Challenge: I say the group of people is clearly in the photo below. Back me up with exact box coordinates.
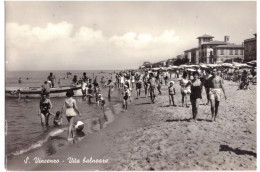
[129,67,228,122]
[39,89,81,141]
[37,66,256,141]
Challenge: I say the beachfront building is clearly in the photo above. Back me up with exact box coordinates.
[184,34,243,64]
[184,49,192,63]
[200,39,229,63]
[184,48,199,64]
[244,33,257,62]
[212,44,244,63]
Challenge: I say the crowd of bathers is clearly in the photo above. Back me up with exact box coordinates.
[37,66,256,140]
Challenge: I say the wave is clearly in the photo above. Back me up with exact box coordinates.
[9,127,66,156]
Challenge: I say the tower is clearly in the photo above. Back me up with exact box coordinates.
[224,36,230,43]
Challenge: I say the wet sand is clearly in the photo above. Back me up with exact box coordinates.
[7,79,256,171]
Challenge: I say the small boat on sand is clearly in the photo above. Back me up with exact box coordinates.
[5,85,83,98]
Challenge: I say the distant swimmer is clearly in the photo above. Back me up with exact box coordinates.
[47,73,56,88]
[209,68,227,122]
[24,96,31,103]
[18,77,22,84]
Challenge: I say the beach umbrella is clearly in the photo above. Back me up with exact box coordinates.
[200,64,208,68]
[247,60,257,67]
[187,68,196,72]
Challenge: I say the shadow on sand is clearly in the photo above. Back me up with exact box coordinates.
[135,102,151,106]
[219,145,256,158]
[165,118,193,122]
[165,118,213,123]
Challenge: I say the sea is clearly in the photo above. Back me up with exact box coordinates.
[5,70,126,160]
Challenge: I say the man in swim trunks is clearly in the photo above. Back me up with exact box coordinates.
[47,73,56,88]
[209,68,227,122]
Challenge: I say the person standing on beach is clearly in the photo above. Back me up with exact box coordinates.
[148,72,156,103]
[180,71,191,107]
[119,74,125,89]
[203,69,212,105]
[209,68,227,122]
[47,73,56,88]
[61,90,81,141]
[186,71,203,121]
[143,71,150,97]
[135,73,142,99]
[39,93,53,126]
[155,72,163,95]
[131,73,135,89]
[122,85,130,111]
[168,81,176,106]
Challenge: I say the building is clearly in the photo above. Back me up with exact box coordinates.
[213,44,244,63]
[244,34,257,62]
[184,48,199,64]
[184,34,244,64]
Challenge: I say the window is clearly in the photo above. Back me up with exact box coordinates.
[229,49,233,55]
[240,50,243,55]
[220,49,224,55]
[235,49,238,55]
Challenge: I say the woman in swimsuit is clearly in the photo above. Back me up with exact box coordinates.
[61,90,81,141]
[180,71,191,107]
[186,71,202,121]
[39,93,53,126]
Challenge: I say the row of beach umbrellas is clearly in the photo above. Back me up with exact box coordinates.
[150,61,256,71]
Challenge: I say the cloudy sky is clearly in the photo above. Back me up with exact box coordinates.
[5,1,256,71]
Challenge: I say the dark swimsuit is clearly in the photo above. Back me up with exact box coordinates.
[190,85,202,100]
[40,100,51,116]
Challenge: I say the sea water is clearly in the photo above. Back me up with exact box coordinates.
[5,70,123,159]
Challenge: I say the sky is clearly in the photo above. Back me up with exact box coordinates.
[5,1,256,71]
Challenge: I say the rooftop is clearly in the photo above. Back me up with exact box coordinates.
[202,40,228,45]
[184,47,199,52]
[214,44,244,48]
[197,34,214,39]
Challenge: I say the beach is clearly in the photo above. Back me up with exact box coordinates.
[6,77,256,171]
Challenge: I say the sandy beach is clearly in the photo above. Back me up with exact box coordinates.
[7,78,256,171]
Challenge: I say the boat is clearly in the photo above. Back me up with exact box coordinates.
[5,85,83,98]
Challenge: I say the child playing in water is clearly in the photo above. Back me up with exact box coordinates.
[53,111,62,127]
[96,93,106,110]
[168,81,176,106]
